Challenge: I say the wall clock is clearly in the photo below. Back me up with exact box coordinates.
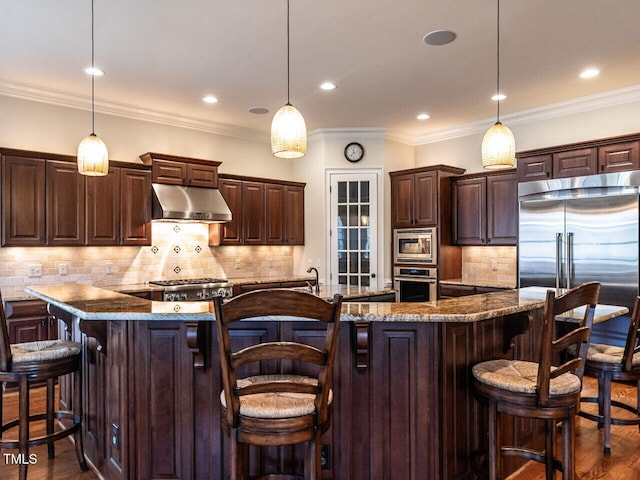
[344,142,365,163]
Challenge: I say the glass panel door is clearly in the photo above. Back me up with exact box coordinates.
[329,173,378,287]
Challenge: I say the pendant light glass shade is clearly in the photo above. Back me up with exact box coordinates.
[78,133,109,175]
[482,0,515,170]
[271,103,307,158]
[271,0,306,159]
[481,121,515,169]
[78,0,108,176]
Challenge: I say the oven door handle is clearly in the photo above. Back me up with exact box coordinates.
[394,276,437,283]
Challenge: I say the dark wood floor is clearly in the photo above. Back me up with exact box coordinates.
[1,378,638,479]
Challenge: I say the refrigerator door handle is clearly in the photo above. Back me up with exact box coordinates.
[566,232,574,289]
[556,233,563,289]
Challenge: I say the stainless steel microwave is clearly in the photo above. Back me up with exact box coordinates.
[393,228,437,264]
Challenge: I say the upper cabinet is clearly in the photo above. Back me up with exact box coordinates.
[452,170,517,246]
[140,152,220,188]
[1,155,46,246]
[215,174,305,246]
[390,165,464,229]
[1,148,151,247]
[517,133,640,183]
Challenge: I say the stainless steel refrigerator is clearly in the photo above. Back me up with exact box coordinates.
[518,172,640,309]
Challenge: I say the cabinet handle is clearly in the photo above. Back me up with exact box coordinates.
[353,322,370,371]
[41,319,47,327]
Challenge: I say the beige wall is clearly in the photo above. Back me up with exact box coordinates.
[416,95,640,174]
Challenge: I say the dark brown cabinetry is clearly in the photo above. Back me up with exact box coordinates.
[141,152,220,188]
[216,174,305,246]
[452,170,517,246]
[47,160,85,246]
[517,133,640,182]
[390,170,438,228]
[1,148,152,247]
[120,167,152,245]
[4,299,57,343]
[265,183,305,245]
[1,155,46,246]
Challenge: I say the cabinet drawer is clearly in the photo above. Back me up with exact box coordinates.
[5,299,48,318]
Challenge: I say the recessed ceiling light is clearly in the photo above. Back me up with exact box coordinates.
[417,113,430,121]
[492,93,507,101]
[202,95,218,104]
[423,30,456,46]
[248,106,269,114]
[320,82,336,91]
[84,67,104,76]
[580,68,600,79]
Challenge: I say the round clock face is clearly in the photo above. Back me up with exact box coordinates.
[344,142,365,162]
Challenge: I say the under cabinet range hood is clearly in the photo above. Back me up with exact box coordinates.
[151,183,232,223]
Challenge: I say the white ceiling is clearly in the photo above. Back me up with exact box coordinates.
[2,0,640,145]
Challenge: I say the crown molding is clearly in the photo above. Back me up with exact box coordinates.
[309,128,388,143]
[413,84,640,146]
[0,78,268,143]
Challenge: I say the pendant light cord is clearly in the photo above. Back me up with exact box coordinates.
[91,0,96,135]
[496,0,501,123]
[286,0,291,105]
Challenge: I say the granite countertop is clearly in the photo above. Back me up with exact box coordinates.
[25,284,628,325]
[439,278,517,289]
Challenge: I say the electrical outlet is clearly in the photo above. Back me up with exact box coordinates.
[58,263,68,275]
[491,260,499,271]
[28,263,42,277]
[235,259,241,269]
[105,262,113,274]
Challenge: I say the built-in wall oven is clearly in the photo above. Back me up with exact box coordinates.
[394,228,436,265]
[393,266,437,302]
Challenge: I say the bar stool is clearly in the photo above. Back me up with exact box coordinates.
[0,291,87,480]
[579,295,640,454]
[213,289,342,480]
[472,281,600,480]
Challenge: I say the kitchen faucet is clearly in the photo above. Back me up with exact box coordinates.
[306,267,320,293]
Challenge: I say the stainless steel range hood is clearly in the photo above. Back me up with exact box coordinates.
[151,183,232,223]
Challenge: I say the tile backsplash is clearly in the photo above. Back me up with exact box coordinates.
[461,246,517,287]
[0,223,294,298]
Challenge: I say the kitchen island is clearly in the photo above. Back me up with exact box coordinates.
[25,284,626,480]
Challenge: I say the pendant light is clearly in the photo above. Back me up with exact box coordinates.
[481,0,515,170]
[77,0,109,176]
[271,0,307,159]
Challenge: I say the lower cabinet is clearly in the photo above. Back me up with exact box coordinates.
[4,299,57,343]
[62,312,542,480]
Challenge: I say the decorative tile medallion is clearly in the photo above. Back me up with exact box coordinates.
[151,246,159,254]
[173,245,181,254]
[173,225,181,233]
[194,245,202,254]
[174,266,181,274]
[174,304,181,312]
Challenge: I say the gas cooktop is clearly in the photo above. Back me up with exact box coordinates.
[148,278,233,301]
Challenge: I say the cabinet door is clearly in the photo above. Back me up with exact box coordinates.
[517,154,551,183]
[120,168,152,246]
[7,317,48,343]
[186,163,218,187]
[86,166,120,245]
[264,183,285,244]
[599,141,639,174]
[242,181,265,245]
[553,147,597,179]
[1,155,46,246]
[219,178,243,245]
[486,172,517,245]
[152,159,187,185]
[47,160,85,246]
[284,185,305,245]
[391,173,415,228]
[453,177,486,245]
[414,170,438,226]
